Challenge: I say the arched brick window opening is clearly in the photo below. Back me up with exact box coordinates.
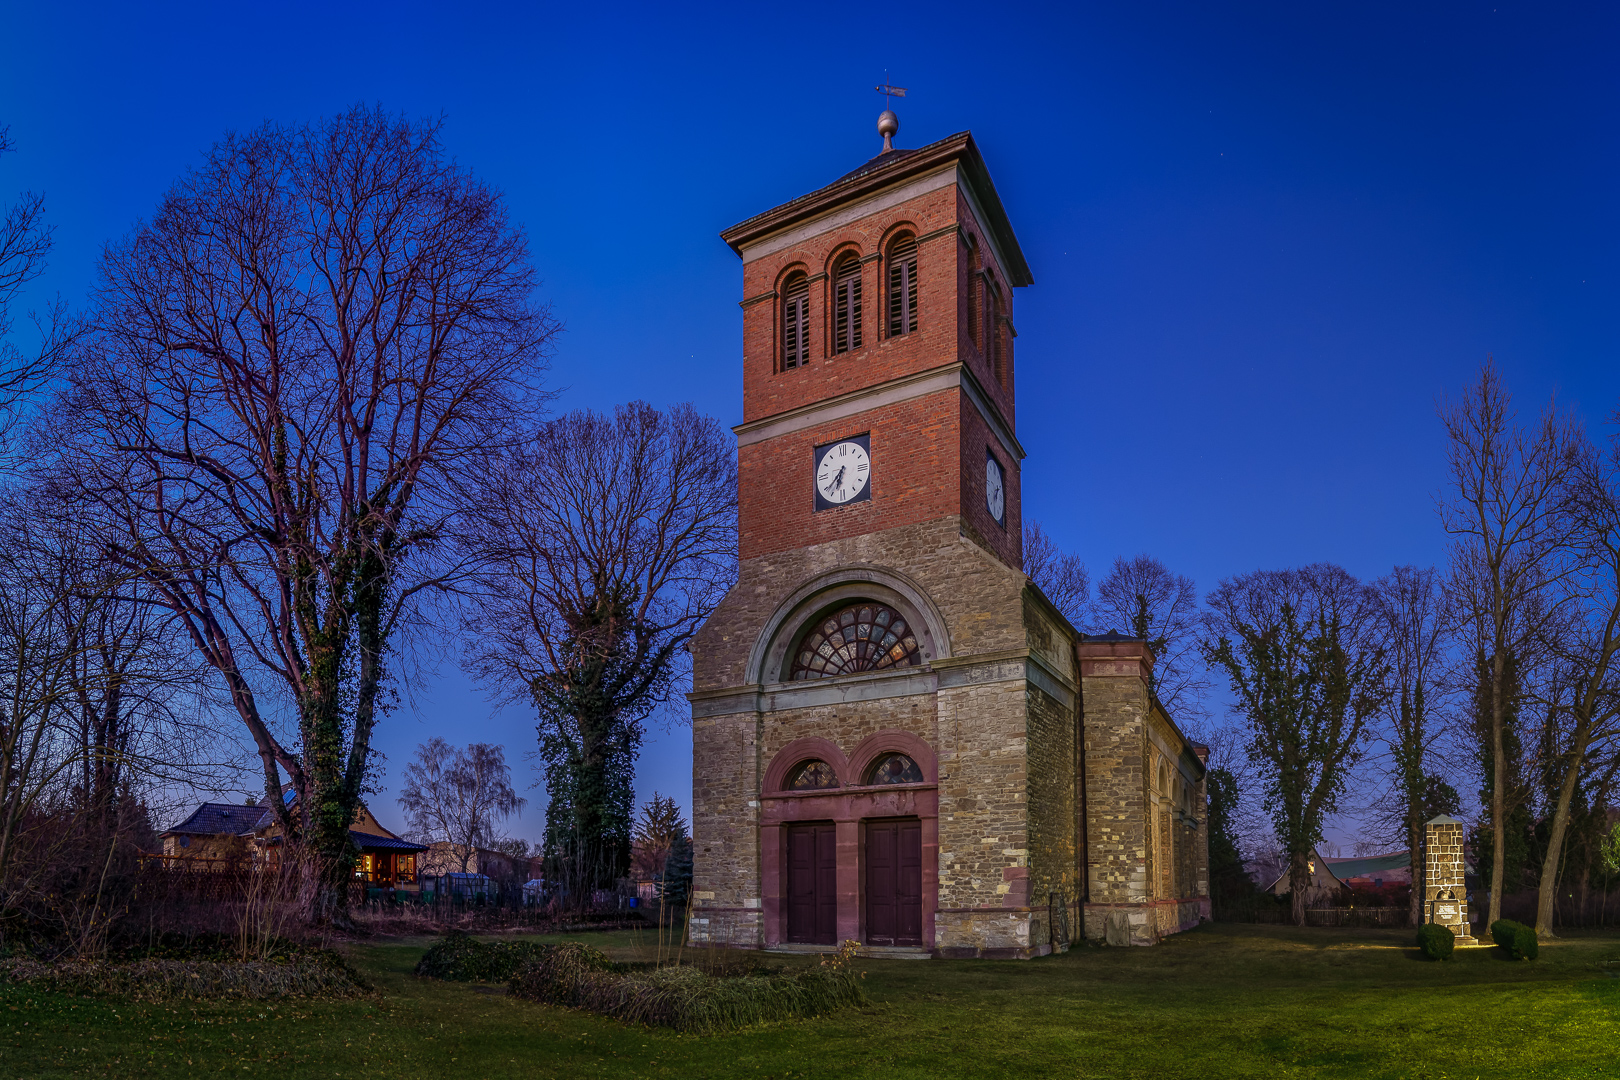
[833,254,862,354]
[790,601,921,680]
[781,272,809,369]
[787,759,840,790]
[867,753,923,785]
[887,234,918,337]
[983,273,1001,384]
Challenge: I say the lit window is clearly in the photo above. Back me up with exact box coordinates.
[790,602,921,680]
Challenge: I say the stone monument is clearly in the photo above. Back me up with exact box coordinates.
[1423,814,1475,943]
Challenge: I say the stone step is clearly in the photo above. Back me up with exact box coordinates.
[764,943,933,960]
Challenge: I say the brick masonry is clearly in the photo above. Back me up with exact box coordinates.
[690,129,1208,957]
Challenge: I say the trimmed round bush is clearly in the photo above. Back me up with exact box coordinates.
[1416,923,1455,960]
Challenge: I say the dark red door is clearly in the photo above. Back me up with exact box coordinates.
[865,818,922,946]
[786,822,838,945]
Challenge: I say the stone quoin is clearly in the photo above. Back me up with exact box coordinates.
[688,112,1211,956]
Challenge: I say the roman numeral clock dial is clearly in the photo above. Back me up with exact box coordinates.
[813,435,872,510]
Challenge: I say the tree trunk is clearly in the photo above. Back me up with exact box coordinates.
[1488,649,1506,927]
[1408,807,1423,929]
[1289,848,1311,927]
[1534,724,1591,937]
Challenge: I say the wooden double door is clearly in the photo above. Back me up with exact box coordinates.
[786,817,923,947]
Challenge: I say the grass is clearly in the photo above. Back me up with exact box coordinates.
[0,922,1616,1078]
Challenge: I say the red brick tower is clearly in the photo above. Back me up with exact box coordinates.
[722,122,1032,570]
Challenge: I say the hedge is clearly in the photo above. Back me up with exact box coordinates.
[413,930,552,982]
[1490,919,1539,960]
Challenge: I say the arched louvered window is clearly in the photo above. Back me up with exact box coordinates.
[782,273,810,370]
[982,275,999,381]
[833,255,862,354]
[887,235,918,337]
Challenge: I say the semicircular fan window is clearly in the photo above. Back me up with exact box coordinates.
[790,601,921,680]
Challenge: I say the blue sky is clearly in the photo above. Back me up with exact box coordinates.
[3,2,1616,843]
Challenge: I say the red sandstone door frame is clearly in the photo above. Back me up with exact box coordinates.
[760,787,938,950]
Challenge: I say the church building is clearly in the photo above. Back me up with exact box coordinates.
[687,110,1211,957]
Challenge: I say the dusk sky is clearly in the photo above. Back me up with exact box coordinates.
[4,2,1616,845]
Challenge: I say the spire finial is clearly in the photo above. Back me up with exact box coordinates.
[874,76,907,153]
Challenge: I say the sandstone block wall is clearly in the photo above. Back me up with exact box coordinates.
[1423,817,1472,940]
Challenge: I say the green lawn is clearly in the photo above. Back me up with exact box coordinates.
[3,923,1617,1079]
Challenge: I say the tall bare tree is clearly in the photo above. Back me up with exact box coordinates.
[1439,361,1578,927]
[1204,564,1391,925]
[1095,555,1209,721]
[397,738,526,873]
[1371,564,1453,927]
[1023,520,1088,626]
[466,401,735,891]
[55,107,556,921]
[0,127,75,463]
[1529,425,1620,935]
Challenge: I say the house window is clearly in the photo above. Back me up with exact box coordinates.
[788,760,840,790]
[790,601,921,680]
[782,273,809,369]
[868,753,924,785]
[833,255,862,353]
[887,235,918,337]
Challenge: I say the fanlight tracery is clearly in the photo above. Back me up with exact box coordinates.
[790,602,921,680]
[787,760,840,790]
[868,753,924,785]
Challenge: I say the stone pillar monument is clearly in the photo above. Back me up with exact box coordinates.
[1423,815,1474,943]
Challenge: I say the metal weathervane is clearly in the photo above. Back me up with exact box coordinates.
[875,75,907,151]
[875,77,908,106]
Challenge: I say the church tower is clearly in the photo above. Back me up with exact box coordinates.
[688,111,1211,956]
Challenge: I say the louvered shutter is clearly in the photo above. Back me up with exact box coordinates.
[888,237,918,337]
[782,275,809,369]
[834,257,862,353]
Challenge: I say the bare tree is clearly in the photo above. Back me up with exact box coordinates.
[397,738,526,874]
[466,401,736,891]
[1023,520,1088,626]
[1370,564,1454,927]
[1527,425,1620,935]
[1204,564,1391,926]
[1439,360,1578,927]
[54,107,557,922]
[1095,555,1209,721]
[0,127,75,463]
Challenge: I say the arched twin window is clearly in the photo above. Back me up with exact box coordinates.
[788,759,839,790]
[887,235,918,337]
[868,753,923,784]
[782,272,809,369]
[790,601,922,680]
[833,255,862,354]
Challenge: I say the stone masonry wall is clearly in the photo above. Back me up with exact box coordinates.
[1079,656,1150,941]
[1423,817,1473,940]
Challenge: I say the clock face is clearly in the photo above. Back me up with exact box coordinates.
[815,439,871,507]
[985,452,1005,524]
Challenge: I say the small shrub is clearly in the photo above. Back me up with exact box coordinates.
[1416,923,1454,960]
[413,930,551,982]
[508,940,865,1034]
[1490,919,1539,960]
[0,951,369,1002]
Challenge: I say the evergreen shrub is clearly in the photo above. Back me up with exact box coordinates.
[1415,923,1454,960]
[1490,919,1539,960]
[413,929,551,982]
